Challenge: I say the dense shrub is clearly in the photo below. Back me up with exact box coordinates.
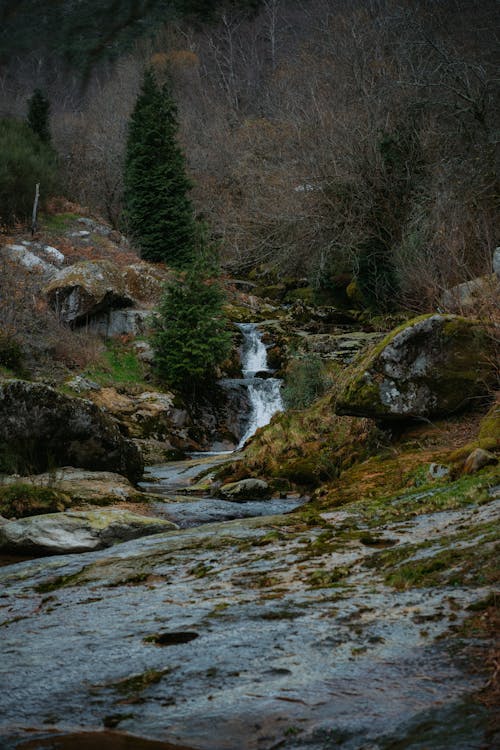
[0,118,58,225]
[151,254,232,393]
[283,356,331,410]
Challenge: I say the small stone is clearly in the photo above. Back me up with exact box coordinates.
[463,448,497,474]
[219,478,271,502]
[43,245,65,264]
[65,375,100,393]
[427,463,450,481]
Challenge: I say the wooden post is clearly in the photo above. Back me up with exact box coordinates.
[31,182,40,236]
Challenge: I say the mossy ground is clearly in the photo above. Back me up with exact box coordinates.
[0,483,72,518]
[83,341,148,388]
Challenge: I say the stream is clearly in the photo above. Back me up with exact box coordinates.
[0,325,497,749]
[138,323,296,528]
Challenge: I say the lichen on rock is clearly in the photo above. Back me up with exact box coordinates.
[336,314,497,420]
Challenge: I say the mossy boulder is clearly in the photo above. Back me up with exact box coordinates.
[219,478,271,502]
[336,314,497,420]
[0,380,143,481]
[45,259,133,325]
[0,468,155,508]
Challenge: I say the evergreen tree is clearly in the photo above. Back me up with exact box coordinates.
[151,246,232,393]
[27,89,51,144]
[123,68,196,267]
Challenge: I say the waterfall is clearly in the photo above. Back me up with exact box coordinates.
[236,323,283,449]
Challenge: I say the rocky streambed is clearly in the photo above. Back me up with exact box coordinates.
[0,461,498,750]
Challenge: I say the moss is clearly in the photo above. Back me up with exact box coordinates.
[84,341,147,387]
[101,668,170,695]
[363,518,499,589]
[277,457,320,487]
[322,459,498,527]
[284,287,315,304]
[0,483,72,518]
[40,212,80,231]
[307,566,350,588]
[336,314,496,419]
[384,541,499,590]
[35,569,86,593]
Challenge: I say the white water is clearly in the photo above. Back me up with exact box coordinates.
[236,323,283,449]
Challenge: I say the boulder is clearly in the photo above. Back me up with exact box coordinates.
[299,331,384,363]
[0,380,143,482]
[45,260,134,325]
[336,315,497,421]
[122,263,173,304]
[4,244,57,277]
[88,308,153,337]
[219,478,271,502]
[0,509,176,555]
[0,468,152,506]
[89,387,189,443]
[463,448,497,475]
[441,274,500,313]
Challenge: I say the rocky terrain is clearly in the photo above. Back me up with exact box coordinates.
[0,211,498,749]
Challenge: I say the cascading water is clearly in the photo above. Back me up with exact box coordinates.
[236,323,283,449]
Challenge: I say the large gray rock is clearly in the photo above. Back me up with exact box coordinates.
[4,244,57,277]
[0,509,176,555]
[0,380,143,482]
[441,274,500,313]
[88,309,153,337]
[220,478,271,502]
[44,260,134,325]
[336,314,497,421]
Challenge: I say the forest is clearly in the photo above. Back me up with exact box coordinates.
[1,0,497,312]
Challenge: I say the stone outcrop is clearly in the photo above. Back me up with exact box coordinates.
[0,468,154,506]
[220,478,271,502]
[298,331,384,363]
[88,309,153,337]
[0,380,143,482]
[441,274,500,314]
[122,263,172,304]
[0,509,176,555]
[45,259,134,325]
[4,243,58,277]
[89,388,189,442]
[336,314,497,420]
[493,247,500,277]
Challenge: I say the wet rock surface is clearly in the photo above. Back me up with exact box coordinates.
[0,508,176,555]
[0,462,497,749]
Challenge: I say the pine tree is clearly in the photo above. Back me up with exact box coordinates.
[151,248,232,393]
[123,68,196,267]
[27,89,51,144]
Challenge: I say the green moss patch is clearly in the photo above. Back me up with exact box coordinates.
[0,483,72,518]
[83,341,147,387]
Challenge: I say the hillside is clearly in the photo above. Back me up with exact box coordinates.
[0,2,499,749]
